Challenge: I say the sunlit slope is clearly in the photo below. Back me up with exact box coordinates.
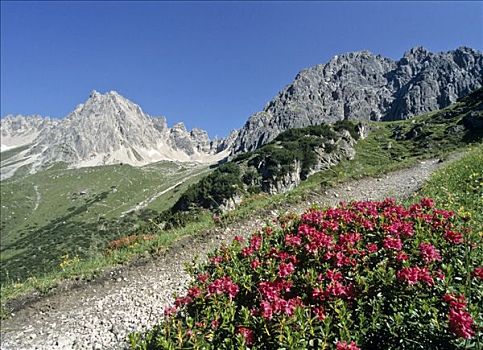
[0,161,210,282]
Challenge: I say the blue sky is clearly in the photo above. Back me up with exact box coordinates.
[1,1,482,138]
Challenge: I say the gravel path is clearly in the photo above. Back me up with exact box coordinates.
[0,159,444,350]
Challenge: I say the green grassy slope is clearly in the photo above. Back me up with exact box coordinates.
[0,161,210,282]
[416,145,482,233]
[296,89,482,192]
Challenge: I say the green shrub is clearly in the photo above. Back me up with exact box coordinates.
[334,120,361,140]
[172,163,243,212]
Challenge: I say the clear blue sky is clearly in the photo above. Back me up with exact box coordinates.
[1,1,482,138]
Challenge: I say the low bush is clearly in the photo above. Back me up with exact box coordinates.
[105,234,156,252]
[130,198,481,349]
[170,163,243,213]
[333,120,362,141]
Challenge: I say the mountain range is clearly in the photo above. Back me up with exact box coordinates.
[1,46,482,180]
[232,46,483,152]
[1,91,237,180]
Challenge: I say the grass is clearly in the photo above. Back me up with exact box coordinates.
[1,91,481,318]
[0,161,211,283]
[411,145,483,234]
[1,211,215,313]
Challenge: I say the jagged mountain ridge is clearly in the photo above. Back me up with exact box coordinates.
[1,91,235,179]
[2,46,482,179]
[232,46,483,153]
[0,115,57,152]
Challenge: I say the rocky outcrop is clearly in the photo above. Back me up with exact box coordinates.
[218,194,243,212]
[214,129,240,153]
[311,130,357,172]
[233,47,483,153]
[260,160,303,195]
[246,126,361,196]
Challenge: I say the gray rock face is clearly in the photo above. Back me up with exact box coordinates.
[261,159,303,195]
[1,91,235,179]
[190,128,211,153]
[257,129,358,196]
[214,129,240,153]
[168,122,197,155]
[233,47,483,153]
[0,115,56,151]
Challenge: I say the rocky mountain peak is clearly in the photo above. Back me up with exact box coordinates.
[89,89,101,99]
[1,91,233,179]
[87,89,137,107]
[171,122,188,132]
[232,46,482,153]
[66,90,147,128]
[403,46,431,60]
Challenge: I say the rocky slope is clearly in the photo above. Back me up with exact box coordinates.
[232,46,483,153]
[0,115,57,152]
[166,121,365,219]
[244,123,365,196]
[0,91,234,179]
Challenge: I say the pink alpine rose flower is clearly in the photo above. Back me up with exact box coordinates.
[260,300,274,320]
[313,306,326,321]
[336,340,361,350]
[448,308,475,339]
[396,251,409,262]
[473,266,483,280]
[211,319,219,329]
[326,269,343,281]
[250,258,261,269]
[197,272,209,283]
[417,267,434,286]
[444,230,463,244]
[443,294,467,310]
[233,235,244,243]
[366,243,378,253]
[207,276,239,299]
[250,235,263,250]
[419,242,441,264]
[209,256,223,265]
[237,326,254,345]
[420,197,435,208]
[397,267,420,285]
[285,233,302,247]
[278,262,295,277]
[187,286,202,298]
[383,236,402,251]
[163,306,177,317]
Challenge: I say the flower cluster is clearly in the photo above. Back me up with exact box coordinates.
[443,293,475,339]
[397,266,434,286]
[336,341,361,350]
[207,276,239,299]
[138,198,480,349]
